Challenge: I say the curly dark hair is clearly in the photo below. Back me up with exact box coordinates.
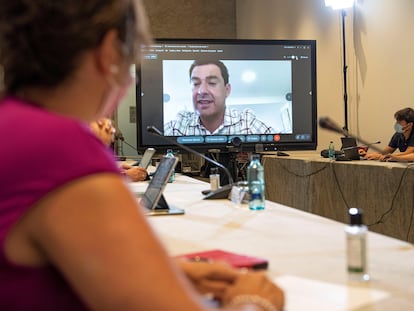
[0,0,151,94]
[394,107,414,123]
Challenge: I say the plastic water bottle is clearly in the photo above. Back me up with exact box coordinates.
[328,141,335,160]
[165,149,175,183]
[345,207,370,282]
[247,154,265,210]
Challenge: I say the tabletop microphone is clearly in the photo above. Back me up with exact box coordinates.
[115,131,124,142]
[115,131,138,151]
[342,141,381,151]
[318,117,347,135]
[147,125,234,200]
[319,116,383,153]
[361,140,381,147]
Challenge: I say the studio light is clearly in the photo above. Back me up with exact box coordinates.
[325,0,354,10]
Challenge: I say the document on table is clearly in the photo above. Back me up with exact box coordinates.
[274,275,390,311]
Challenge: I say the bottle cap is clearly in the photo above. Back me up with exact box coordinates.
[211,167,219,174]
[349,207,364,225]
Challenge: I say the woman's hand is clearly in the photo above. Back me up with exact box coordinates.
[176,258,284,310]
[120,164,148,182]
[222,271,285,311]
[176,259,239,300]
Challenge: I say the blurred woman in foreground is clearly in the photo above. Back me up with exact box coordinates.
[0,1,284,310]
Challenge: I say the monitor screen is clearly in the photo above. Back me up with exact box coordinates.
[136,38,317,153]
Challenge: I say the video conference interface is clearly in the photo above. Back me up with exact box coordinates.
[137,40,316,150]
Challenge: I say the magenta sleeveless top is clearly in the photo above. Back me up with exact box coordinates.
[0,97,120,310]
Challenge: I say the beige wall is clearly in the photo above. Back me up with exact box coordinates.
[353,0,414,148]
[237,0,414,151]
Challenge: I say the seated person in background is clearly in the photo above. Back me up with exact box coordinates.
[364,107,414,161]
[0,1,284,310]
[90,118,148,182]
[89,117,116,147]
[164,59,275,136]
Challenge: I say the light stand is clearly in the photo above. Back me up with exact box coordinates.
[325,0,355,136]
[341,9,349,136]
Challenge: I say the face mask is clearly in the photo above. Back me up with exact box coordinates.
[394,123,404,133]
[99,72,133,118]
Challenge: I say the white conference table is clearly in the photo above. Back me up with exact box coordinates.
[128,174,414,311]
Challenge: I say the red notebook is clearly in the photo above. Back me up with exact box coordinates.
[176,249,268,270]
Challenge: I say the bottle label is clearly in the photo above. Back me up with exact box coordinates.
[347,236,366,271]
[251,192,262,200]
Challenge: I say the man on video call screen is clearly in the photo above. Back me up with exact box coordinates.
[163,59,293,136]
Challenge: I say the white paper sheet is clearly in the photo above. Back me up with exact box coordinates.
[274,275,390,311]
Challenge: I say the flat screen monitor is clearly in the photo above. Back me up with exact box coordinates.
[136,38,317,153]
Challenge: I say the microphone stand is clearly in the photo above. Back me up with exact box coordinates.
[147,126,234,200]
[341,141,381,151]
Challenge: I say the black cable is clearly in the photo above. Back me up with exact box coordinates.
[331,161,414,242]
[330,162,350,209]
[120,139,137,151]
[276,161,328,178]
[367,163,414,228]
[406,189,414,241]
[275,158,414,241]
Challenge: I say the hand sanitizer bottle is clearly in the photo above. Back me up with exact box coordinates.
[345,207,370,281]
